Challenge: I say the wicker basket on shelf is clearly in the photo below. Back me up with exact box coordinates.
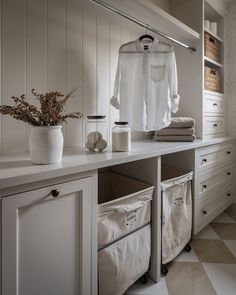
[204,32,221,63]
[204,66,221,93]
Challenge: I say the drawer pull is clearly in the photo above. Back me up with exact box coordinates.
[227,151,231,155]
[213,103,218,107]
[202,210,207,215]
[227,172,231,176]
[227,193,231,197]
[201,159,207,165]
[51,190,60,198]
[202,184,207,190]
[213,124,218,128]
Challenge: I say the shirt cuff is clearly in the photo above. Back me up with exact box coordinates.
[171,94,180,113]
[110,96,120,110]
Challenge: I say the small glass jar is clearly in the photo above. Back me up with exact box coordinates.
[85,116,108,152]
[112,122,131,152]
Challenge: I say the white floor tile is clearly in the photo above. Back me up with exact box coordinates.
[203,263,236,295]
[126,278,169,295]
[194,225,220,240]
[223,240,236,257]
[174,248,199,262]
[212,212,235,224]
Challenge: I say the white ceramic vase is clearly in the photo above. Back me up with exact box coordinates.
[29,126,64,164]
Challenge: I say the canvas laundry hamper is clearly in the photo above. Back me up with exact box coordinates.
[98,171,154,295]
[161,165,193,265]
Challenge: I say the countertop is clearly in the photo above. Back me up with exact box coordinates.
[0,137,235,190]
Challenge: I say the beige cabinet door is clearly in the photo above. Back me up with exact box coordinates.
[2,177,94,295]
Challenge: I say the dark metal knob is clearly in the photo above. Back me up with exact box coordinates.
[202,210,207,215]
[227,151,231,155]
[202,184,207,189]
[227,172,231,176]
[51,190,60,198]
[227,193,231,197]
[213,124,218,128]
[202,159,207,164]
[213,103,217,107]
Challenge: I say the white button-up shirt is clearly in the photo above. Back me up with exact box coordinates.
[110,38,180,131]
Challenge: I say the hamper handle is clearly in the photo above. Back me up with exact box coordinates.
[209,37,215,44]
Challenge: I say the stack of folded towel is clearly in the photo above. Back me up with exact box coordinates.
[153,117,196,142]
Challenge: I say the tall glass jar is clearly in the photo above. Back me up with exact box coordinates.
[85,116,108,152]
[112,122,131,152]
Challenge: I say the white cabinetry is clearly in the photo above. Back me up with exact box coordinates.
[2,177,96,295]
[194,142,234,233]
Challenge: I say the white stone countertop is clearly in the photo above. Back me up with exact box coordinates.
[0,137,235,190]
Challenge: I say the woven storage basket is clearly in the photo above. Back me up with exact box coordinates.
[204,66,221,93]
[204,32,221,62]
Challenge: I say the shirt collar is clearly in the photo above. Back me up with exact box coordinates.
[135,38,159,52]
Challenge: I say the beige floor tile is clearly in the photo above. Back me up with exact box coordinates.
[203,263,236,295]
[211,223,236,240]
[225,204,236,222]
[165,262,216,295]
[194,225,219,240]
[192,239,236,264]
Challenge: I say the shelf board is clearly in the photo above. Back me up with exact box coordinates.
[204,27,223,43]
[204,89,224,97]
[204,56,223,68]
[104,0,200,44]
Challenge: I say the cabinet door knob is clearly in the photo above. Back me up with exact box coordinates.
[51,190,60,198]
[202,159,207,164]
[213,103,217,107]
[227,193,231,197]
[227,151,231,155]
[227,172,231,176]
[213,124,218,128]
[202,210,207,215]
[202,184,207,190]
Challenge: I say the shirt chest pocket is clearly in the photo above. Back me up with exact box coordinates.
[150,65,166,83]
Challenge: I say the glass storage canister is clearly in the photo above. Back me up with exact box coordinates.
[85,116,108,152]
[112,122,131,152]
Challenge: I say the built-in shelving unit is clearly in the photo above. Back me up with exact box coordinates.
[203,0,225,139]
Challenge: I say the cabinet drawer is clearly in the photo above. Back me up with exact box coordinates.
[204,116,225,135]
[196,142,234,173]
[205,94,224,115]
[195,164,234,201]
[194,184,233,234]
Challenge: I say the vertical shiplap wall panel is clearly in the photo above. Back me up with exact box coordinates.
[1,0,27,153]
[82,9,97,145]
[26,0,47,149]
[65,0,83,147]
[97,17,110,143]
[109,24,121,143]
[47,0,67,93]
[47,0,67,138]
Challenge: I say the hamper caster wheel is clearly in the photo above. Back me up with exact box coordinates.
[184,243,192,252]
[140,273,148,284]
[161,264,168,276]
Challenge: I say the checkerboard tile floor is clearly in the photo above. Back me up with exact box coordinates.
[126,204,236,295]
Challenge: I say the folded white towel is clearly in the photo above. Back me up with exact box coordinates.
[168,117,195,128]
[155,128,195,136]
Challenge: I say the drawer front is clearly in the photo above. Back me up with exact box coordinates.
[196,142,234,173]
[205,94,224,115]
[195,164,234,201]
[204,116,225,135]
[194,184,233,234]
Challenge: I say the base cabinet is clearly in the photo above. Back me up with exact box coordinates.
[2,177,96,295]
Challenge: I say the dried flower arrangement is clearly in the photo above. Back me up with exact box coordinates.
[0,89,82,126]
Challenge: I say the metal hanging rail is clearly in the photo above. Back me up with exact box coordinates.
[90,0,196,53]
